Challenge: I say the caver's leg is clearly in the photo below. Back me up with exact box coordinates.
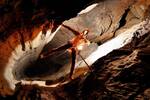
[40,42,72,59]
[62,24,80,36]
[69,48,76,79]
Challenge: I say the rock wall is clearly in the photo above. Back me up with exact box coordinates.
[0,0,150,99]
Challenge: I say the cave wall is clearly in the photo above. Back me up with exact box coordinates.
[0,0,150,99]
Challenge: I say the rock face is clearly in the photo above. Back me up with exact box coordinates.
[0,0,95,96]
[0,0,150,99]
[8,22,150,100]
